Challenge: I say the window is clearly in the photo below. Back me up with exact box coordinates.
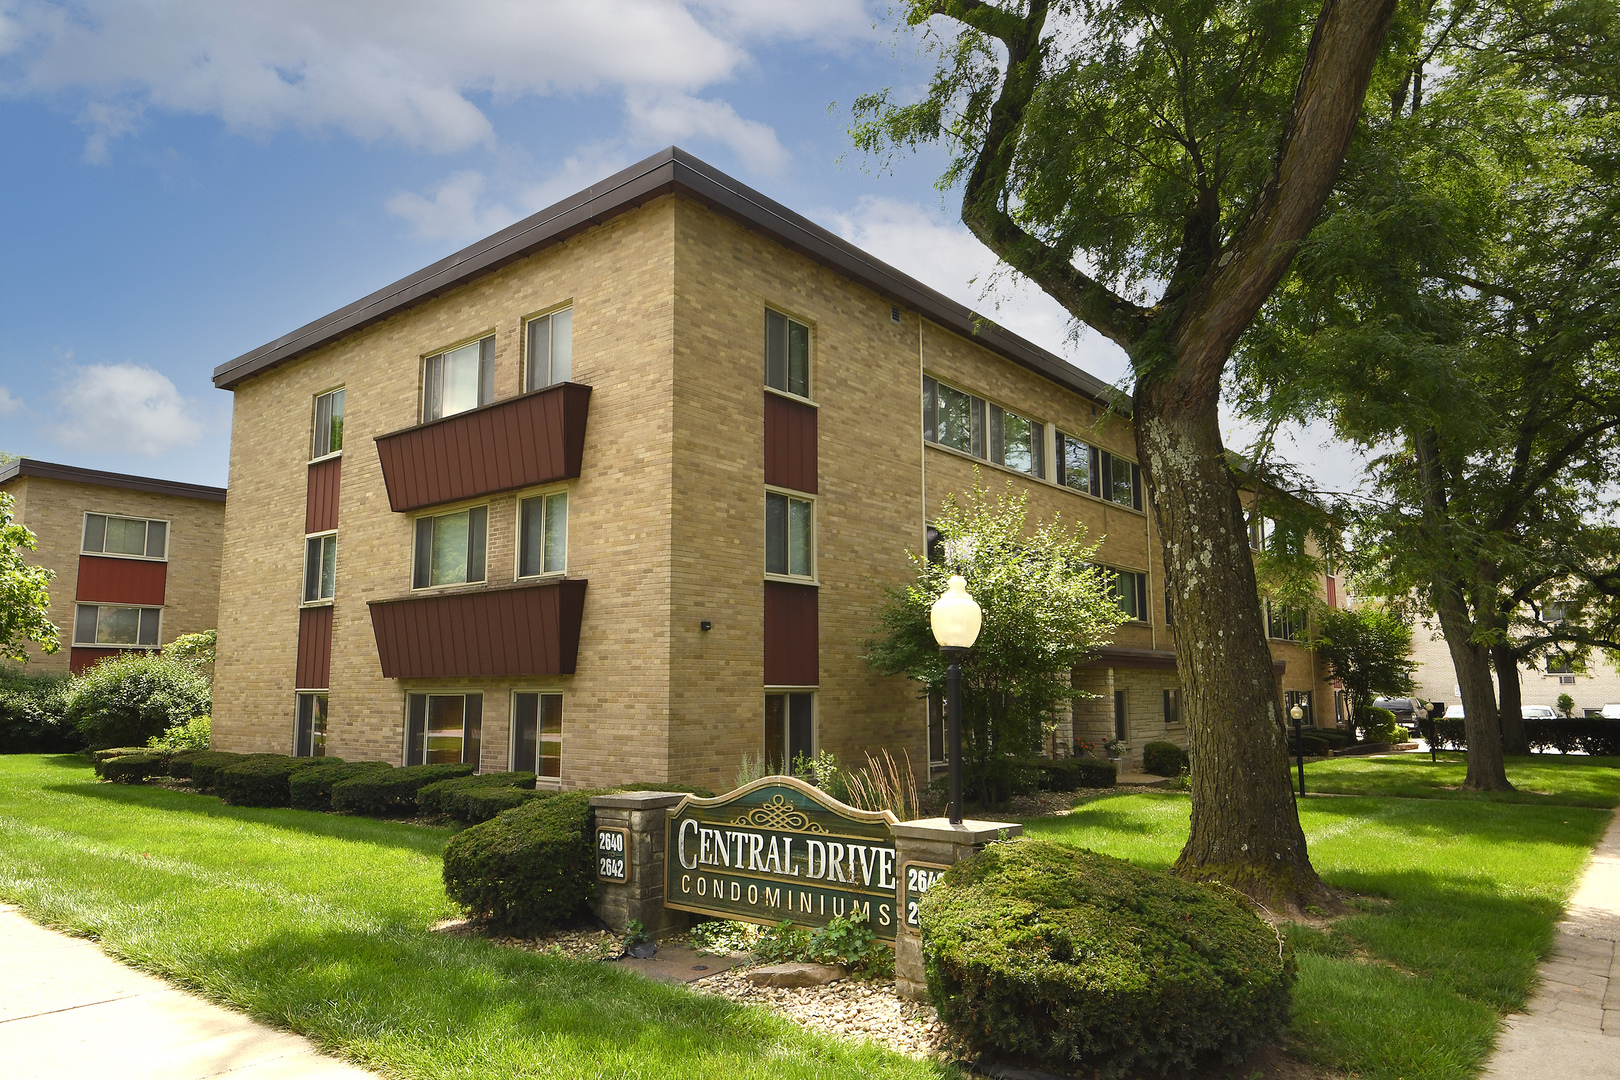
[517,492,567,577]
[765,309,811,398]
[1056,432,1095,494]
[303,532,336,603]
[1249,514,1276,551]
[73,604,160,647]
[405,693,482,766]
[525,308,573,391]
[1113,690,1128,741]
[765,691,814,772]
[413,506,488,588]
[295,692,329,757]
[765,491,814,578]
[511,692,564,780]
[1111,569,1150,622]
[1285,690,1313,726]
[1163,688,1180,727]
[923,376,1045,478]
[312,387,344,458]
[1546,654,1577,674]
[82,513,167,560]
[423,336,494,421]
[927,691,947,766]
[1266,601,1308,641]
[1055,433,1141,509]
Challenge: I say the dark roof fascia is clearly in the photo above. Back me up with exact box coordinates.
[212,147,1125,412]
[0,459,227,502]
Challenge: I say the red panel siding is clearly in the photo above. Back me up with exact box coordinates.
[296,605,334,689]
[764,581,818,686]
[75,556,167,605]
[368,579,587,678]
[374,383,591,512]
[70,647,129,675]
[1326,575,1338,608]
[763,392,817,494]
[306,457,342,533]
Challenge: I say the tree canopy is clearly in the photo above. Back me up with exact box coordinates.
[0,491,58,664]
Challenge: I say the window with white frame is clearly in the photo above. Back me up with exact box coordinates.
[423,336,494,421]
[295,692,329,757]
[525,308,573,391]
[405,692,482,766]
[765,308,811,398]
[1055,433,1141,510]
[517,492,567,577]
[765,490,814,578]
[1111,568,1150,622]
[413,506,488,588]
[765,690,814,773]
[74,604,161,647]
[923,376,1045,478]
[511,692,563,780]
[1266,601,1308,641]
[82,513,167,560]
[312,387,345,458]
[303,532,336,602]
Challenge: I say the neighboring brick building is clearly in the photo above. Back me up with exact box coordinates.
[209,147,1337,787]
[0,458,226,675]
[1408,622,1620,718]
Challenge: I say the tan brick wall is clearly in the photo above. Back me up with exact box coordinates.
[1,474,223,676]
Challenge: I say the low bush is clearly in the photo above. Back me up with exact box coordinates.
[100,751,166,784]
[62,652,211,750]
[756,913,895,980]
[1432,719,1620,756]
[218,755,340,807]
[1313,728,1355,750]
[1298,733,1331,757]
[1141,740,1189,777]
[0,669,79,753]
[1357,705,1403,744]
[90,746,152,773]
[1036,757,1116,791]
[442,791,598,933]
[1430,718,1468,750]
[179,750,252,789]
[331,762,474,816]
[921,838,1293,1077]
[289,760,391,811]
[615,782,716,799]
[418,772,536,818]
[147,714,211,753]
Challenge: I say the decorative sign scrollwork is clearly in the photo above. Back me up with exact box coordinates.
[730,793,829,834]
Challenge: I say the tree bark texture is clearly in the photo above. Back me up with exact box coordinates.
[1492,643,1528,755]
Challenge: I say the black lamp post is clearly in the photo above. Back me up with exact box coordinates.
[1290,703,1306,796]
[930,575,983,826]
[1416,701,1435,763]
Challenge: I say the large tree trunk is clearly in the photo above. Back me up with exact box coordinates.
[1432,582,1514,790]
[1138,386,1328,912]
[1492,643,1528,755]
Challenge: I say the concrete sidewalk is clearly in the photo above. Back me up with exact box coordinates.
[0,903,379,1080]
[1483,807,1620,1079]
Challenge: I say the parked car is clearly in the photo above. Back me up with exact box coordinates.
[1520,705,1560,720]
[1601,704,1620,720]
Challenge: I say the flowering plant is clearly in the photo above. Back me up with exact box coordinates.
[1103,738,1125,756]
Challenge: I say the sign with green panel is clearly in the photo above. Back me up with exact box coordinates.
[664,776,900,940]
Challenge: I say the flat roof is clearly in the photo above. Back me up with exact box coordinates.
[0,458,227,502]
[213,147,1124,411]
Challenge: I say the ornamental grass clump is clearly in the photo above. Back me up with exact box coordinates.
[921,838,1293,1078]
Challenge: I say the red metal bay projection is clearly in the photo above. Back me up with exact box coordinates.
[764,391,817,494]
[297,604,334,689]
[368,578,587,678]
[374,383,591,512]
[306,456,342,533]
[76,556,166,606]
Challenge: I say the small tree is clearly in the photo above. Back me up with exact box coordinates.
[0,491,58,663]
[1556,693,1576,719]
[1312,606,1415,726]
[866,478,1127,806]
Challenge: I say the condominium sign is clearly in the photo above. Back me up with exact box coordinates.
[664,776,901,940]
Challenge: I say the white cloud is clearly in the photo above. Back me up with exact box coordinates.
[624,90,788,173]
[77,100,141,164]
[52,363,205,457]
[385,171,516,242]
[0,385,22,417]
[2,1,865,160]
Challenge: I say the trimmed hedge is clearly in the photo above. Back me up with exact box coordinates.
[1036,757,1117,791]
[1142,740,1189,777]
[449,785,545,824]
[1431,718,1620,756]
[442,791,599,933]
[218,755,342,807]
[331,762,475,816]
[180,750,254,789]
[91,747,152,774]
[289,760,392,811]
[418,772,536,818]
[921,838,1293,1077]
[100,751,166,784]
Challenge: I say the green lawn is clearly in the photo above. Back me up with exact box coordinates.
[1302,751,1620,807]
[0,754,946,1080]
[1025,753,1618,1080]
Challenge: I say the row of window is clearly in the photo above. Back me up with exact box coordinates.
[81,513,169,561]
[73,603,161,647]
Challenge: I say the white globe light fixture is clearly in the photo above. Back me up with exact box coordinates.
[930,575,982,824]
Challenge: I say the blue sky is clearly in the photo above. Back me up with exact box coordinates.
[0,0,1352,491]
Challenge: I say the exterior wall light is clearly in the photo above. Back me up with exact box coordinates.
[930,575,982,824]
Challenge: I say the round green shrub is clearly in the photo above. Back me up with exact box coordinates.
[218,755,340,807]
[331,762,474,816]
[1357,705,1402,744]
[1035,757,1117,791]
[62,653,210,750]
[921,838,1293,1077]
[100,751,166,784]
[0,669,78,753]
[418,772,536,818]
[289,760,391,811]
[1141,740,1189,777]
[442,791,598,933]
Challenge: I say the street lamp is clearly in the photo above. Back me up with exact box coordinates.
[930,575,982,825]
[1289,703,1306,796]
[1415,700,1435,763]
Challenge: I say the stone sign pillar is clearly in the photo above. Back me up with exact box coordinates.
[889,817,1023,1001]
[588,791,689,939]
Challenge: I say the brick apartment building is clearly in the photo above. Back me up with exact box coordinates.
[208,147,1338,789]
[0,458,225,674]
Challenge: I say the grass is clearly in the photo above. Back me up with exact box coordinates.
[1024,752,1617,1080]
[0,754,946,1080]
[1302,751,1620,807]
